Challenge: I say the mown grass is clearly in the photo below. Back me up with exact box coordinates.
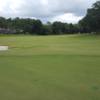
[0,35,100,100]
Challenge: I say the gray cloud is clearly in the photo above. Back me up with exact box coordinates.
[0,0,97,23]
[48,0,96,16]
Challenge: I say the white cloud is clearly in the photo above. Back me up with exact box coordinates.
[51,13,83,23]
[0,0,97,23]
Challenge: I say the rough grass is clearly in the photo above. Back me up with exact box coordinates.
[0,35,100,100]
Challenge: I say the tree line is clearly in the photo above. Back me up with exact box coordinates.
[0,1,100,35]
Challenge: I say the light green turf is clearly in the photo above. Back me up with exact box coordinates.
[0,35,100,100]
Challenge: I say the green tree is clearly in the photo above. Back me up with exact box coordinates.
[32,20,43,35]
[79,1,100,33]
[52,22,65,34]
[0,17,7,28]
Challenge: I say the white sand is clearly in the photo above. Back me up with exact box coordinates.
[0,46,8,51]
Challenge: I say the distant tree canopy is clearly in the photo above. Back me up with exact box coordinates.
[0,1,100,35]
[0,17,80,35]
[0,17,7,28]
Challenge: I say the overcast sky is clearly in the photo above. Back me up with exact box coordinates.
[0,0,97,23]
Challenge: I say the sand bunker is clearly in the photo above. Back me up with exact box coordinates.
[0,46,8,51]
